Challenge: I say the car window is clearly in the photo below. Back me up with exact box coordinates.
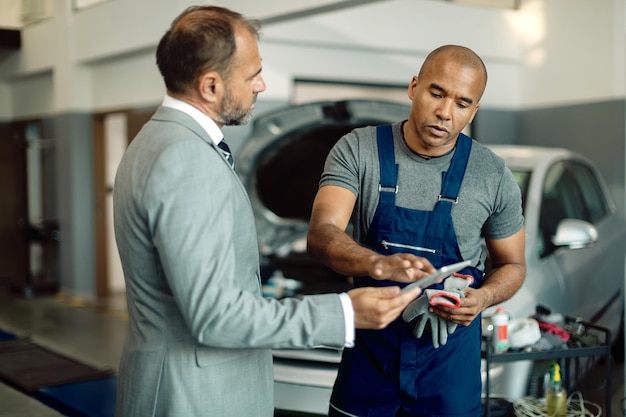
[510,170,530,213]
[569,161,609,223]
[538,160,608,257]
[539,161,584,257]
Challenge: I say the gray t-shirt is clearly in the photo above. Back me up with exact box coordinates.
[319,121,524,271]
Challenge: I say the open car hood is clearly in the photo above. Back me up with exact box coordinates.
[236,99,410,294]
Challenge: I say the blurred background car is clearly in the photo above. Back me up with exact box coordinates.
[480,145,625,404]
[235,100,626,415]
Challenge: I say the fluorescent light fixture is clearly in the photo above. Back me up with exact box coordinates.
[448,0,521,10]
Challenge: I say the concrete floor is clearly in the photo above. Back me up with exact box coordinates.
[0,291,128,417]
[0,290,623,417]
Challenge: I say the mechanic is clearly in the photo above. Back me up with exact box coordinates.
[307,44,526,417]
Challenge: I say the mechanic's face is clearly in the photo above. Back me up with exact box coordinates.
[406,57,484,156]
[216,26,266,126]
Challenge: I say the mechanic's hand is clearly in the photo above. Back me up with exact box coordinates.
[348,285,421,330]
[368,253,436,283]
[430,287,487,327]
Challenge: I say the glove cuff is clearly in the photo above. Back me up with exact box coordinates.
[427,290,462,309]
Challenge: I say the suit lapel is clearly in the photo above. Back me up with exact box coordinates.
[151,106,251,200]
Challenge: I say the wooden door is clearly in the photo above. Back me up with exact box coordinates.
[0,124,28,291]
[93,108,155,299]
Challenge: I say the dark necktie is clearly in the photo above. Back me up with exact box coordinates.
[217,140,235,169]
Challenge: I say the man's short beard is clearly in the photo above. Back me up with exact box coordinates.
[220,110,252,126]
[217,89,256,126]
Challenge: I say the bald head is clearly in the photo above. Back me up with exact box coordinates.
[419,45,487,100]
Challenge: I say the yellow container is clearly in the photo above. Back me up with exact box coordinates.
[545,363,567,417]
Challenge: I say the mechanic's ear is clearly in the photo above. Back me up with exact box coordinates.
[408,76,418,101]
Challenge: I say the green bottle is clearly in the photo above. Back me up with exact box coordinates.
[545,362,567,417]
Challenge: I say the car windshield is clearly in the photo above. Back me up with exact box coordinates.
[510,169,531,213]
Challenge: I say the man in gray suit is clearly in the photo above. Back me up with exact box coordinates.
[113,6,431,417]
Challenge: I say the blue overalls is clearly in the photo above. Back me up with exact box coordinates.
[329,125,483,417]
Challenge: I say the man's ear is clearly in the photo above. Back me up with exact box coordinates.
[198,71,222,103]
[467,103,480,124]
[408,76,418,101]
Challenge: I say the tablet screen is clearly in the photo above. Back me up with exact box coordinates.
[401,259,472,293]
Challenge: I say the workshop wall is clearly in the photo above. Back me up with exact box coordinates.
[0,0,623,299]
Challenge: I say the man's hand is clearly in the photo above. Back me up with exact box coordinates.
[369,253,436,283]
[432,231,526,327]
[429,287,485,327]
[348,286,422,329]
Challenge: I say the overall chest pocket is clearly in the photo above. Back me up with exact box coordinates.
[378,233,444,263]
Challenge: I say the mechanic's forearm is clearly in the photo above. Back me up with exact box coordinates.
[478,262,526,309]
[307,223,380,277]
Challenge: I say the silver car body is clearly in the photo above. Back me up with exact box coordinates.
[483,145,625,399]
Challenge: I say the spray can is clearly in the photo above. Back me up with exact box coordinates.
[491,307,509,353]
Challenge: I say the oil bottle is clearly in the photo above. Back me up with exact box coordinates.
[545,362,567,417]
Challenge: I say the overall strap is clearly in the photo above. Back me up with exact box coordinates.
[437,133,472,211]
[376,125,399,206]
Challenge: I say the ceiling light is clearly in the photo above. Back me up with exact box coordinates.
[448,0,520,10]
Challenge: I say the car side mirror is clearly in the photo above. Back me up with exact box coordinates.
[551,218,598,249]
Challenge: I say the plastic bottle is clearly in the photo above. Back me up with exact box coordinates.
[491,307,509,353]
[546,362,567,417]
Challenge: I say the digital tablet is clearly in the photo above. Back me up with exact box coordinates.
[401,260,472,293]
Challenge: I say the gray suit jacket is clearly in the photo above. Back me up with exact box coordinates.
[113,106,345,417]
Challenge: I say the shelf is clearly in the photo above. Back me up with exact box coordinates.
[482,315,611,417]
[483,344,608,363]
